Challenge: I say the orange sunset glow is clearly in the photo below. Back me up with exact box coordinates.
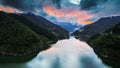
[0,5,21,13]
[84,21,93,25]
[43,5,94,25]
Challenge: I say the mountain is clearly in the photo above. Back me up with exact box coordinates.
[20,12,69,39]
[72,16,120,41]
[9,13,57,41]
[0,11,57,57]
[51,22,82,33]
[87,22,120,68]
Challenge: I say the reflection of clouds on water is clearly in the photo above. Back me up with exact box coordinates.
[80,56,105,68]
[27,37,109,68]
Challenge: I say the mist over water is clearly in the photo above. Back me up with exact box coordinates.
[26,37,109,68]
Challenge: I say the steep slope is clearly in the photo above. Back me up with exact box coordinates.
[87,22,120,68]
[21,12,69,39]
[72,16,120,41]
[0,11,56,56]
[9,13,57,41]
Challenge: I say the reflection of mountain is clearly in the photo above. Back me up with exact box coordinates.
[52,22,82,33]
[72,16,120,41]
[88,22,120,68]
[20,12,69,39]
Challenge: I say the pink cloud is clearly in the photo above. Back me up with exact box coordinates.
[43,5,95,25]
[0,5,22,13]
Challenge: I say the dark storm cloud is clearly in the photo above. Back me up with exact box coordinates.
[80,0,98,10]
[0,0,120,12]
[79,0,120,17]
[52,0,61,9]
[0,0,38,11]
[80,0,107,10]
[0,0,120,23]
[0,0,61,11]
[99,0,120,16]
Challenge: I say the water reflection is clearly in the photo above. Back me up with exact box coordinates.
[27,37,109,68]
[0,37,109,68]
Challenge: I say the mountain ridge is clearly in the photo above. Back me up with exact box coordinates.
[87,22,120,68]
[0,11,64,58]
[72,16,120,41]
[20,12,69,39]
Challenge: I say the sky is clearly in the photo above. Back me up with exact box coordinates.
[0,0,120,25]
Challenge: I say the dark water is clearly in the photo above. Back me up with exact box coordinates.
[0,37,110,68]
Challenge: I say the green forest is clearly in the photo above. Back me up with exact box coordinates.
[0,11,57,55]
[88,23,120,67]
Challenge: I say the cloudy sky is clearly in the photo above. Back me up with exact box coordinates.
[0,0,120,25]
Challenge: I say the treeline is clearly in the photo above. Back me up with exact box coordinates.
[88,22,120,67]
[0,11,57,54]
[9,13,57,41]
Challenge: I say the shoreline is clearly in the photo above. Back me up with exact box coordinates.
[93,49,120,68]
[0,42,50,63]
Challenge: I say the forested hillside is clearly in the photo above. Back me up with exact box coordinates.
[9,13,57,41]
[0,11,57,56]
[88,23,120,68]
[21,12,69,39]
[72,16,120,41]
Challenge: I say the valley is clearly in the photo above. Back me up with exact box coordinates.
[0,11,120,68]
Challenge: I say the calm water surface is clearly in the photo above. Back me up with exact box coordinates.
[0,37,110,68]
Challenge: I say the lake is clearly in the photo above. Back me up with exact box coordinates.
[0,37,110,68]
